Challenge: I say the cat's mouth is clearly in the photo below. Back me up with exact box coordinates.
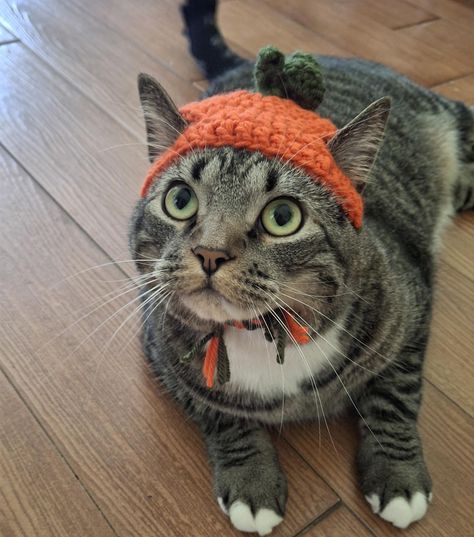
[179,286,254,323]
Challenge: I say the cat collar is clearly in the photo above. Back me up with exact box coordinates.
[180,310,310,389]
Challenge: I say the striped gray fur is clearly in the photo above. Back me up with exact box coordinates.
[130,50,474,533]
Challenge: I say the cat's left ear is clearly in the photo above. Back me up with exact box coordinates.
[138,73,187,163]
[328,97,391,192]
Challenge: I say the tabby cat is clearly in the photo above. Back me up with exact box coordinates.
[128,1,474,534]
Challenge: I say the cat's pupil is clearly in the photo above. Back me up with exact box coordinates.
[174,188,191,210]
[274,204,292,226]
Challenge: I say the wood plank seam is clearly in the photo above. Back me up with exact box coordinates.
[0,366,121,537]
[0,37,152,148]
[218,0,353,66]
[293,500,344,537]
[282,437,341,499]
[260,0,473,86]
[62,0,195,85]
[430,73,474,89]
[0,140,129,283]
[391,16,440,30]
[425,373,474,422]
[280,437,379,536]
[258,0,364,55]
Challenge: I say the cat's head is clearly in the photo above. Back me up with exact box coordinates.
[129,74,389,329]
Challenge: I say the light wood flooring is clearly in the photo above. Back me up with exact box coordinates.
[0,1,473,536]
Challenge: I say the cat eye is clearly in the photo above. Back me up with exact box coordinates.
[163,183,199,220]
[261,198,303,237]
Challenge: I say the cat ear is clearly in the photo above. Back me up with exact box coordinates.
[327,97,391,192]
[137,73,187,163]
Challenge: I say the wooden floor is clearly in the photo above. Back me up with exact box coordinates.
[0,1,473,536]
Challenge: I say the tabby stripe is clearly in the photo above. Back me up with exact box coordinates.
[370,389,419,420]
[394,379,422,395]
[368,428,415,443]
[396,359,422,374]
[220,446,258,456]
[370,407,412,424]
[266,168,279,192]
[372,449,418,462]
[226,427,260,444]
[378,440,418,452]
[221,449,261,469]
[319,222,347,273]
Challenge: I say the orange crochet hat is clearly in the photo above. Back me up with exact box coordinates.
[141,90,363,228]
[141,47,363,228]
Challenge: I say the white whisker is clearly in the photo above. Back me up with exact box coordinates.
[36,274,156,355]
[49,259,150,289]
[277,290,401,369]
[256,304,286,434]
[36,281,166,385]
[271,295,382,378]
[263,299,332,452]
[90,285,172,392]
[266,293,384,453]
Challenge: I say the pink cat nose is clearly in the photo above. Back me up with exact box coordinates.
[192,246,231,276]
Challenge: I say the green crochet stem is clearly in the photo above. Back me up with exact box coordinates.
[254,45,325,111]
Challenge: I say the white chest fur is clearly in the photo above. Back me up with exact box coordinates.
[222,323,342,398]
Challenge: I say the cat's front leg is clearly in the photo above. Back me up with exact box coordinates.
[356,361,432,529]
[198,414,287,535]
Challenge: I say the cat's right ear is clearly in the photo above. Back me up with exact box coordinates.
[137,74,187,163]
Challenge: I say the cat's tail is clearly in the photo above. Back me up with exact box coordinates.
[181,0,247,80]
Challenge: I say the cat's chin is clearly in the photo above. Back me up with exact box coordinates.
[179,289,254,323]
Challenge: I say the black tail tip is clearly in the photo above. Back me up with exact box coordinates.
[181,0,246,80]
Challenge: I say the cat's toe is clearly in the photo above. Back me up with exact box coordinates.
[255,508,284,536]
[227,501,283,535]
[365,493,380,514]
[229,501,257,533]
[365,491,430,529]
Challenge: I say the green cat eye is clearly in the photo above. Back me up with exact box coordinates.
[163,183,199,220]
[261,198,303,237]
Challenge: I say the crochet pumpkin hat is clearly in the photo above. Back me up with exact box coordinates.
[141,46,364,228]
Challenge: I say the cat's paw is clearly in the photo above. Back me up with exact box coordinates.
[214,459,287,535]
[365,491,433,529]
[361,459,432,529]
[218,499,283,535]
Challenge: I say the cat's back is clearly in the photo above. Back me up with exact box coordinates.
[320,57,466,260]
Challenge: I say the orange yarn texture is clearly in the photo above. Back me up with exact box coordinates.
[202,335,219,389]
[141,90,363,228]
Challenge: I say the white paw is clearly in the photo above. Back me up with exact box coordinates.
[220,500,283,535]
[365,491,431,529]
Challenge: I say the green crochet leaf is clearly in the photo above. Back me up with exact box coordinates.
[254,45,325,111]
